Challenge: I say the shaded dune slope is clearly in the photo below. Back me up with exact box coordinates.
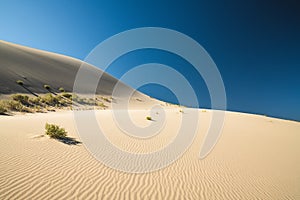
[0,40,134,96]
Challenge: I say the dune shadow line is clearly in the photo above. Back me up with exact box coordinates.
[20,85,39,97]
[56,137,81,145]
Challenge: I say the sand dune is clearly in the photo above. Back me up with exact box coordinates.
[0,40,139,97]
[0,110,299,199]
[0,41,299,199]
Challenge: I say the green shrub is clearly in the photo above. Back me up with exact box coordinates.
[61,92,72,99]
[101,96,111,103]
[0,101,7,114]
[16,80,24,86]
[41,93,59,106]
[6,100,31,112]
[96,102,107,108]
[44,84,51,90]
[146,116,152,120]
[59,99,67,105]
[71,94,85,104]
[58,87,65,92]
[45,123,67,139]
[0,99,32,113]
[80,98,100,106]
[29,96,42,105]
[12,94,29,105]
[33,105,43,113]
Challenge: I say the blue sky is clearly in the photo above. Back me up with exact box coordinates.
[0,0,299,121]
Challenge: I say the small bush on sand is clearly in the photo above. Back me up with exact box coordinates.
[33,105,43,113]
[6,100,31,112]
[58,87,65,92]
[16,80,24,86]
[12,94,29,105]
[96,102,107,108]
[146,116,152,121]
[71,94,85,104]
[29,96,42,105]
[41,93,59,106]
[61,92,72,99]
[44,84,51,90]
[101,96,111,103]
[0,101,7,114]
[45,123,67,139]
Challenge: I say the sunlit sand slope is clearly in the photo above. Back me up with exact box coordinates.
[0,110,299,199]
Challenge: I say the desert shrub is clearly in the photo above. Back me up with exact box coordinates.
[33,105,43,113]
[16,80,24,86]
[96,102,107,108]
[0,101,7,114]
[0,99,32,113]
[101,96,111,103]
[12,94,29,105]
[44,84,51,90]
[146,116,152,120]
[80,98,100,106]
[61,92,72,99]
[58,99,67,105]
[6,100,31,112]
[45,123,67,138]
[71,94,85,104]
[29,96,42,105]
[0,106,7,114]
[41,93,59,106]
[58,87,65,92]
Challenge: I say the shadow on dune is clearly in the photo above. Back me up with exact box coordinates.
[56,137,81,145]
[19,85,39,97]
[45,88,58,96]
[0,113,12,116]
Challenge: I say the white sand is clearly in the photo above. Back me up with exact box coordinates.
[1,40,299,199]
[0,109,299,199]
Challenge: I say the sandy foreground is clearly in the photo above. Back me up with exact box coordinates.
[0,108,299,199]
[0,40,299,199]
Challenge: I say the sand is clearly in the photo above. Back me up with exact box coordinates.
[0,41,299,199]
[0,110,299,199]
[0,40,139,97]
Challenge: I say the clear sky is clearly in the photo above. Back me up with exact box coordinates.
[0,0,299,121]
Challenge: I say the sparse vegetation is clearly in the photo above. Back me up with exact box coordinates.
[101,96,111,103]
[40,93,60,106]
[16,80,24,86]
[0,93,111,115]
[61,92,72,99]
[0,101,7,114]
[12,94,30,105]
[146,116,152,121]
[29,96,42,105]
[45,123,67,139]
[96,102,107,108]
[58,87,65,92]
[44,84,51,90]
[71,94,84,104]
[6,100,32,112]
